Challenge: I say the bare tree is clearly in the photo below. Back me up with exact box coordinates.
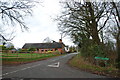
[111,1,120,69]
[0,0,38,42]
[57,0,112,45]
[56,0,120,61]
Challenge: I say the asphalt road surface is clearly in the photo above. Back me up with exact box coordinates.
[2,53,107,79]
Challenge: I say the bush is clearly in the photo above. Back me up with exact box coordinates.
[46,51,53,53]
[81,43,106,58]
[18,49,30,53]
[53,50,60,54]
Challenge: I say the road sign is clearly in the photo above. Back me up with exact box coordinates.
[95,57,109,60]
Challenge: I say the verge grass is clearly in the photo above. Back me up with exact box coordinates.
[68,54,119,78]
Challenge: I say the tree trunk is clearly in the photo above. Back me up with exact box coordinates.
[92,25,101,45]
[111,2,120,70]
[87,2,101,45]
[116,31,120,69]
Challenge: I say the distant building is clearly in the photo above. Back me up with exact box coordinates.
[22,39,66,54]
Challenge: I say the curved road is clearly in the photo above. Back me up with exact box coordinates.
[2,53,106,79]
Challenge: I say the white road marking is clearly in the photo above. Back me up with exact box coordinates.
[2,64,42,76]
[48,62,60,67]
[0,75,2,77]
[21,68,28,70]
[0,76,2,80]
[2,70,20,76]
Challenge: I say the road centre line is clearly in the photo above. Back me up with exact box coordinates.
[2,64,42,76]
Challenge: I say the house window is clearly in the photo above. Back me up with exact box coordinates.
[41,50,44,52]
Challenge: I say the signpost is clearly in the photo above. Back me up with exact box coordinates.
[95,57,109,60]
[94,57,109,67]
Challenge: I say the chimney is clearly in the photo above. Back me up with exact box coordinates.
[59,39,62,43]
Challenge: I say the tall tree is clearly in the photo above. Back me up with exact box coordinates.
[57,0,111,45]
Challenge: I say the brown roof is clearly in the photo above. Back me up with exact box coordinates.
[22,42,65,49]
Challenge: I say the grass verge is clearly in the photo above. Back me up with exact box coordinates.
[68,54,120,78]
[1,53,62,65]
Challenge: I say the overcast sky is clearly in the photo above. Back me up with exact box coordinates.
[11,0,74,48]
[7,0,119,48]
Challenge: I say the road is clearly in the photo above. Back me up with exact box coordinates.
[2,53,106,79]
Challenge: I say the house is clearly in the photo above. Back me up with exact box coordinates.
[22,39,66,54]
